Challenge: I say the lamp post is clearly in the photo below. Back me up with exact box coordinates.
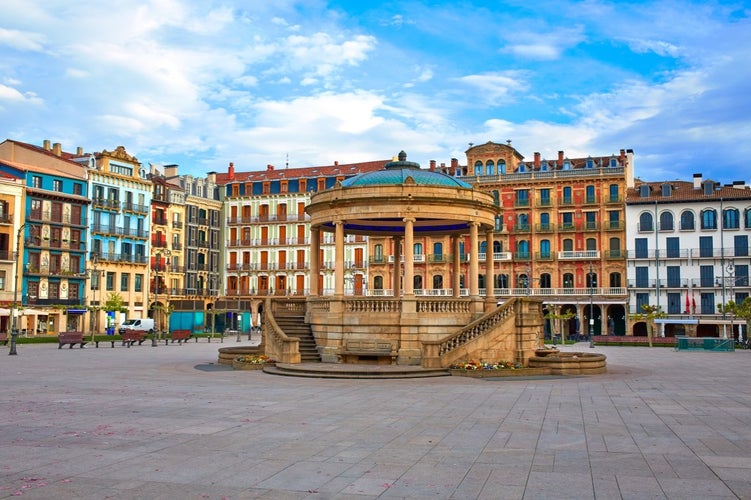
[236,270,243,342]
[87,254,100,346]
[152,249,171,347]
[8,223,26,356]
[588,262,596,348]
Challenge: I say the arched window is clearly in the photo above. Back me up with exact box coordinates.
[373,276,383,290]
[433,242,443,256]
[498,160,506,174]
[496,274,508,288]
[586,238,597,250]
[414,275,423,290]
[563,273,574,288]
[701,209,717,229]
[516,240,529,258]
[585,185,596,203]
[485,160,494,175]
[517,273,529,289]
[414,243,423,255]
[745,208,751,228]
[563,238,574,251]
[474,160,483,176]
[540,239,551,258]
[681,210,695,230]
[539,273,551,288]
[609,237,621,258]
[480,241,487,254]
[374,244,383,261]
[659,211,674,231]
[493,240,503,252]
[517,213,529,229]
[609,272,622,288]
[540,212,550,230]
[432,275,443,289]
[518,163,526,173]
[724,208,740,229]
[639,212,653,232]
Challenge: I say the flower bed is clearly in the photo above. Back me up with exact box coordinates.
[231,354,276,370]
[448,359,551,377]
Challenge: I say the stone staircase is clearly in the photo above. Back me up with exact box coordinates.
[273,314,321,362]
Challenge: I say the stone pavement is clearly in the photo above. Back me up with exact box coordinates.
[1,340,750,499]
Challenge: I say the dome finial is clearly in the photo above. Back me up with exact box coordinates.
[398,150,407,162]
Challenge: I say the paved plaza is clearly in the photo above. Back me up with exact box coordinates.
[1,339,750,499]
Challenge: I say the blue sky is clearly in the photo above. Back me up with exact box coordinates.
[1,0,749,183]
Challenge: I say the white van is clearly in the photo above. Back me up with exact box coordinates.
[119,318,155,334]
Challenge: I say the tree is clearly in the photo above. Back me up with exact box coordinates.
[104,292,128,315]
[722,297,751,341]
[629,304,666,347]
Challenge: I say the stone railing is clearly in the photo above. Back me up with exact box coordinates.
[308,297,330,312]
[344,298,402,313]
[270,297,307,315]
[416,298,472,314]
[264,297,301,364]
[421,299,517,367]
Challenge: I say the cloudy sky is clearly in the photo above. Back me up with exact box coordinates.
[1,0,749,183]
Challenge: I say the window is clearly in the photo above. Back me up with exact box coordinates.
[492,190,500,206]
[517,213,529,230]
[666,237,680,258]
[608,211,620,229]
[373,276,383,290]
[746,208,751,229]
[681,210,695,230]
[539,188,550,205]
[433,242,443,256]
[585,185,595,203]
[585,212,597,230]
[735,235,749,257]
[561,212,574,229]
[563,238,573,251]
[516,240,529,259]
[540,212,550,230]
[661,183,672,197]
[586,271,597,288]
[32,176,42,188]
[724,208,740,229]
[539,239,551,258]
[485,160,494,175]
[639,185,650,197]
[516,189,529,207]
[699,236,714,257]
[414,243,423,255]
[73,183,82,195]
[636,293,649,312]
[432,275,443,289]
[635,238,648,258]
[562,187,572,204]
[498,160,506,174]
[659,211,674,231]
[106,272,115,291]
[586,238,597,250]
[701,209,717,229]
[666,266,681,287]
[0,270,4,290]
[494,215,503,232]
[474,161,483,175]
[609,237,621,258]
[667,292,681,314]
[639,212,653,232]
[609,184,619,202]
[586,157,594,168]
[609,272,622,288]
[700,292,715,314]
[699,265,714,287]
[563,273,574,288]
[735,265,749,287]
[120,273,129,292]
[539,273,551,288]
[53,180,62,191]
[635,267,649,288]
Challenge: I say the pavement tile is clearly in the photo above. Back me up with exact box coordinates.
[2,341,751,498]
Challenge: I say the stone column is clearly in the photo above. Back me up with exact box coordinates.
[469,222,479,298]
[393,236,402,297]
[484,229,495,310]
[452,236,461,297]
[310,227,320,296]
[404,218,415,296]
[335,221,345,296]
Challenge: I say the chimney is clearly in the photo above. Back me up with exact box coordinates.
[620,149,626,164]
[450,158,458,175]
[228,162,235,181]
[53,142,62,156]
[164,164,179,177]
[334,161,339,167]
[429,160,436,171]
[558,151,564,165]
[43,139,51,150]
[76,147,83,156]
[267,164,274,171]
[733,180,746,189]
[693,173,702,189]
[444,162,452,175]
[534,152,540,169]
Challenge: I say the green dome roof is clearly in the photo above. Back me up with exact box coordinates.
[341,151,471,189]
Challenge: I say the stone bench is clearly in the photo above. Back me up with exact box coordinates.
[341,339,398,364]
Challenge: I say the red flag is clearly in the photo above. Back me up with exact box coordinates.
[685,293,690,314]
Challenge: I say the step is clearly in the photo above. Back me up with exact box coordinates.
[263,363,450,379]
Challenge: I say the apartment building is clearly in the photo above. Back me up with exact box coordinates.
[626,174,751,339]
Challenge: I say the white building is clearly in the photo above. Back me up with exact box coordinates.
[626,173,751,340]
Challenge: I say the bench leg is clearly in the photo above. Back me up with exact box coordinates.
[58,343,63,349]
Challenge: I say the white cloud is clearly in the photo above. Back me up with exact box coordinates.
[457,71,530,105]
[0,28,46,52]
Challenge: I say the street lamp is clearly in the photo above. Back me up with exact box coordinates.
[8,223,26,356]
[236,270,243,342]
[87,254,101,346]
[152,249,171,347]
[588,262,596,348]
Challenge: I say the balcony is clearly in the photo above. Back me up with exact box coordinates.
[604,220,624,231]
[535,223,554,232]
[558,250,600,260]
[92,198,120,211]
[583,221,599,231]
[535,252,554,261]
[122,202,149,214]
[559,222,576,232]
[512,224,531,233]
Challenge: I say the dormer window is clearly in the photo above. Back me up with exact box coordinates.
[518,163,526,173]
[562,159,571,170]
[540,160,548,171]
[661,183,671,197]
[639,185,650,198]
[703,181,716,196]
[585,157,594,169]
[609,156,617,168]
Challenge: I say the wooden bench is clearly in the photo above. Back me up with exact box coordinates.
[94,330,149,348]
[165,329,194,344]
[58,331,87,349]
[0,332,7,346]
[341,339,398,363]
